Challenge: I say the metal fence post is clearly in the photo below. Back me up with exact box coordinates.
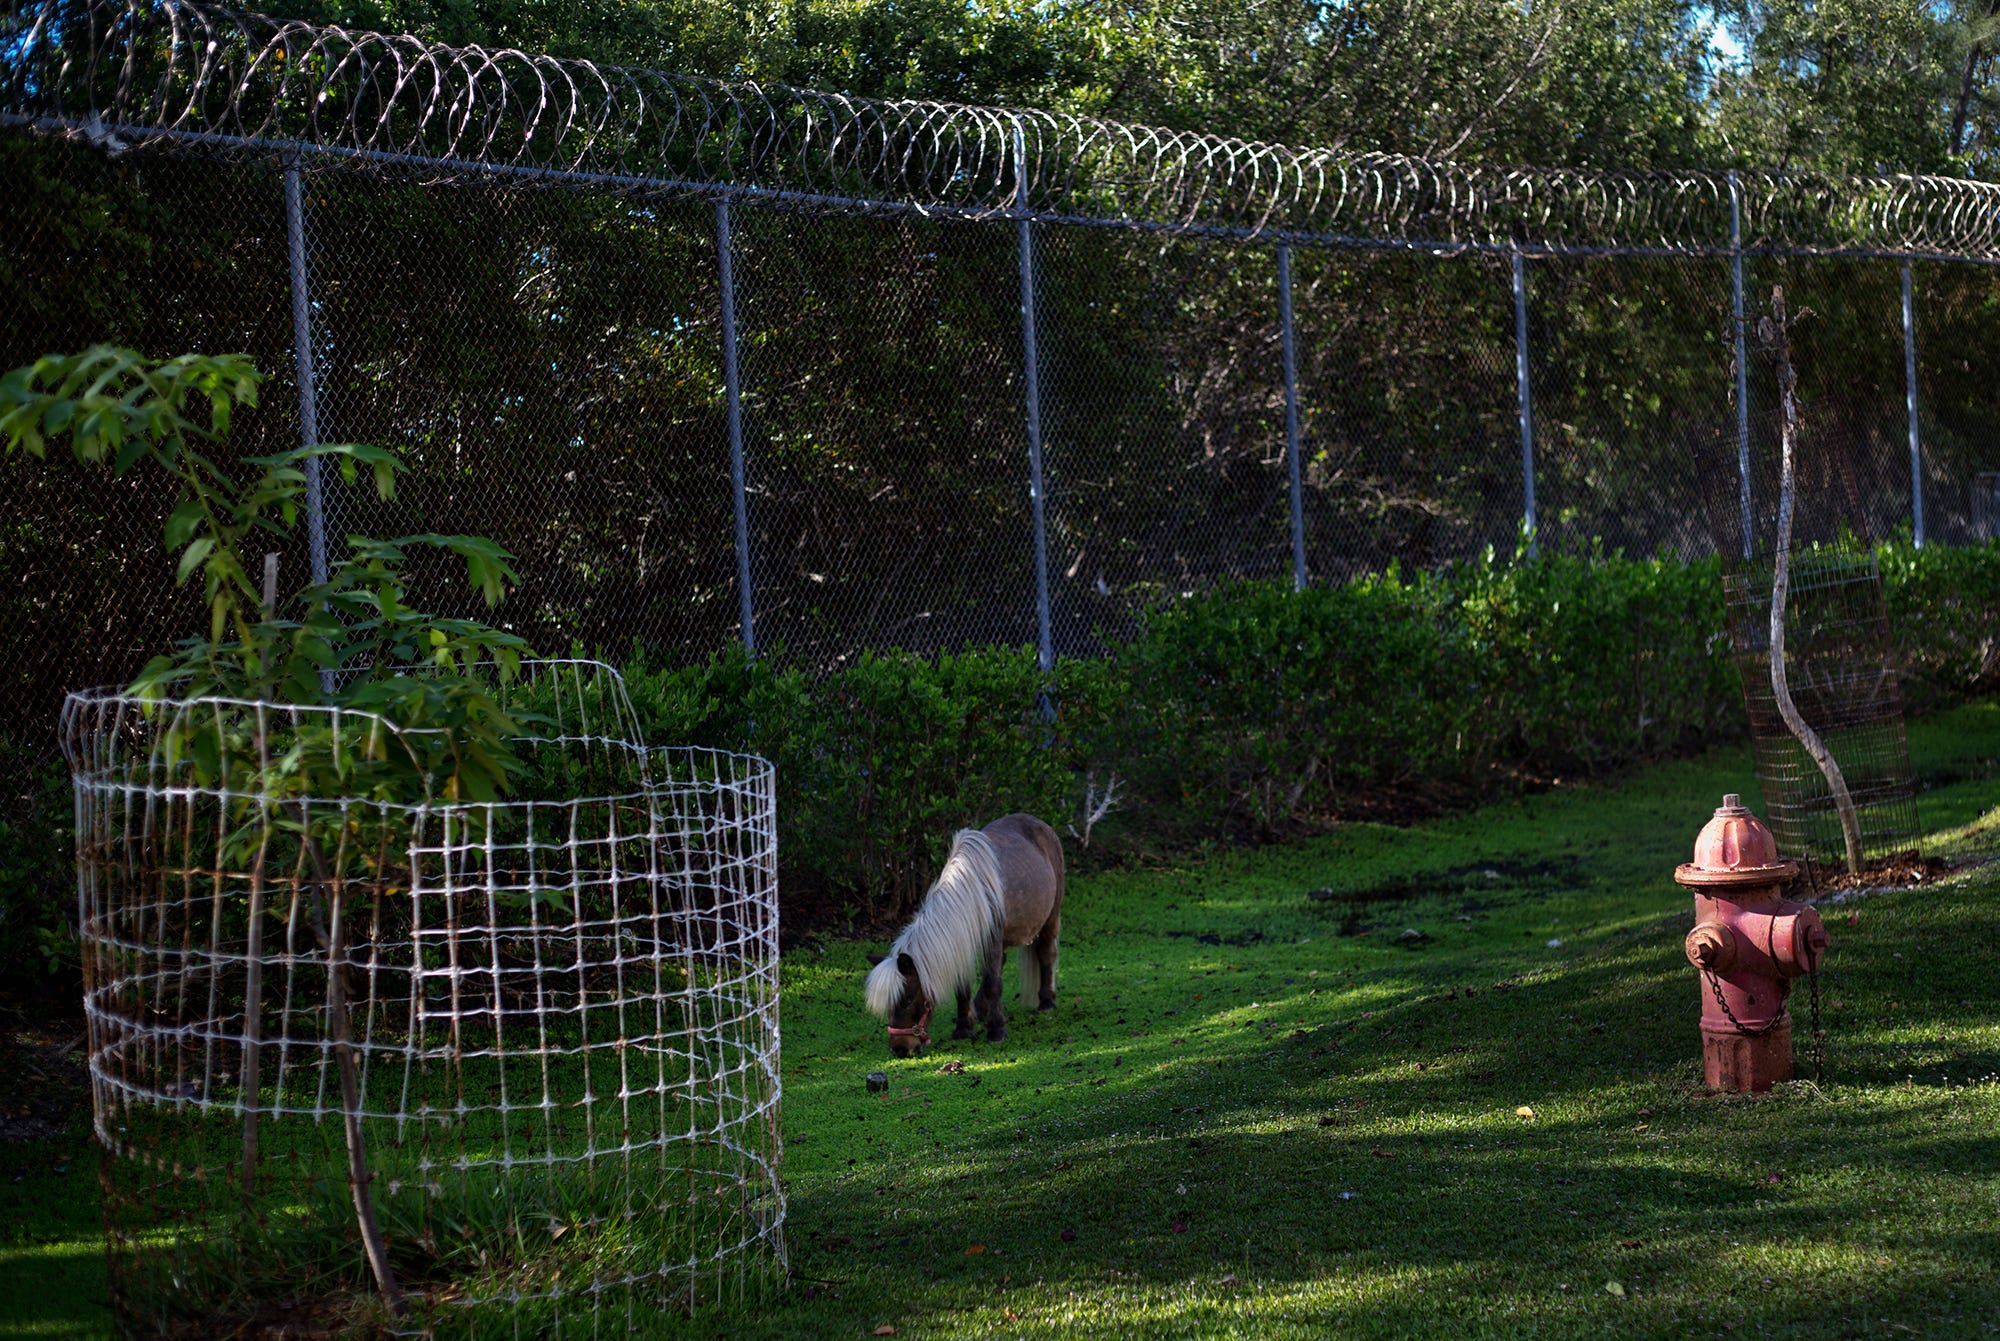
[716,198,757,653]
[1902,260,1925,549]
[1278,244,1306,590]
[1730,170,1753,559]
[283,156,328,590]
[1015,118,1054,673]
[1512,250,1537,557]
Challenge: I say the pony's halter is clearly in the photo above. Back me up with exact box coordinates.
[885,989,935,1048]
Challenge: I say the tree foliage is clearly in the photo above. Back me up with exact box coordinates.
[1,346,536,803]
[256,0,1998,177]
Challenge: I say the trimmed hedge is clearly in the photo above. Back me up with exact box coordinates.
[1879,539,2000,709]
[1102,548,1743,836]
[615,540,2000,921]
[621,644,1078,910]
[5,542,1996,973]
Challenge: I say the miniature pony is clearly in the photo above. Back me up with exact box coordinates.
[863,814,1065,1058]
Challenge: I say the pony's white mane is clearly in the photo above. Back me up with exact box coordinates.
[864,828,1006,1017]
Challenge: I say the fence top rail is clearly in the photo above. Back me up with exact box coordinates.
[4,0,1999,260]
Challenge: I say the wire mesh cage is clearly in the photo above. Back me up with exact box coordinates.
[62,660,784,1336]
[1723,548,1922,877]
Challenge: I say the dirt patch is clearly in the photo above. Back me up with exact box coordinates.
[0,996,89,1145]
[777,865,902,951]
[175,1291,387,1341]
[1164,928,1267,948]
[1305,857,1587,907]
[1793,850,1961,899]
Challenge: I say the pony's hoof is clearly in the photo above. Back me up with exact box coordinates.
[951,1025,976,1041]
[985,1027,1007,1044]
[1037,998,1056,1011]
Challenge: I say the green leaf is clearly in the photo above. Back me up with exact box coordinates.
[163,499,205,550]
[175,537,216,587]
[111,434,149,477]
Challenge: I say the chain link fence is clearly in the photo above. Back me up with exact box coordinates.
[4,1,2000,776]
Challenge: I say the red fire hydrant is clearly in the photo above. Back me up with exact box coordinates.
[1675,794,1830,1092]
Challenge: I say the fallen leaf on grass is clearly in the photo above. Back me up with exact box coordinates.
[1218,1274,1239,1287]
[1171,1221,1187,1233]
[1619,1240,1644,1249]
[938,1061,965,1075]
[1370,1148,1394,1158]
[1605,1281,1626,1298]
[1060,1229,1076,1242]
[1766,1173,1783,1185]
[1515,1106,1536,1119]
[1004,1310,1019,1321]
[872,1328,897,1336]
[964,1244,986,1255]
[1316,1115,1341,1128]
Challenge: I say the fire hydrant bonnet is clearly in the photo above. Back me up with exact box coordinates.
[1674,794,1799,889]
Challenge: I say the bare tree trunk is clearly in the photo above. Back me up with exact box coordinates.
[1767,286,1866,875]
[323,879,407,1316]
[239,836,268,1214]
[301,821,408,1316]
[1949,3,1997,158]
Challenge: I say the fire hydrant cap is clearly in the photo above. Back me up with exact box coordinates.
[1674,794,1799,888]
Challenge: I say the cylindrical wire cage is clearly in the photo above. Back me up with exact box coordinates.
[62,660,784,1336]
[1722,550,1922,876]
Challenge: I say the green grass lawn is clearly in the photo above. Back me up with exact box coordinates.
[6,703,1999,1339]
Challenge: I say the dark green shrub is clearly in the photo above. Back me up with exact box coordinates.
[608,542,1999,924]
[1109,571,1455,832]
[1101,545,1745,836]
[0,740,73,988]
[622,644,1077,918]
[1448,545,1740,773]
[1880,538,2000,709]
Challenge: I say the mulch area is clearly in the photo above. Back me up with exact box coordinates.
[0,990,89,1147]
[1790,850,1963,900]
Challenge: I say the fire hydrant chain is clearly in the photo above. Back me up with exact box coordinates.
[1704,963,1826,1085]
[1703,968,1786,1038]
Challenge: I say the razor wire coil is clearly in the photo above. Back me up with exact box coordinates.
[4,0,1999,259]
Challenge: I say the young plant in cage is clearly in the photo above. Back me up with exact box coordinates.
[0,346,536,796]
[8,348,786,1333]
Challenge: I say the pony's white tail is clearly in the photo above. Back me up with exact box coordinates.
[863,829,1006,1018]
[1015,946,1048,1007]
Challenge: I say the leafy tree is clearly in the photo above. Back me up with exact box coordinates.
[1710,0,1983,174]
[0,346,534,802]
